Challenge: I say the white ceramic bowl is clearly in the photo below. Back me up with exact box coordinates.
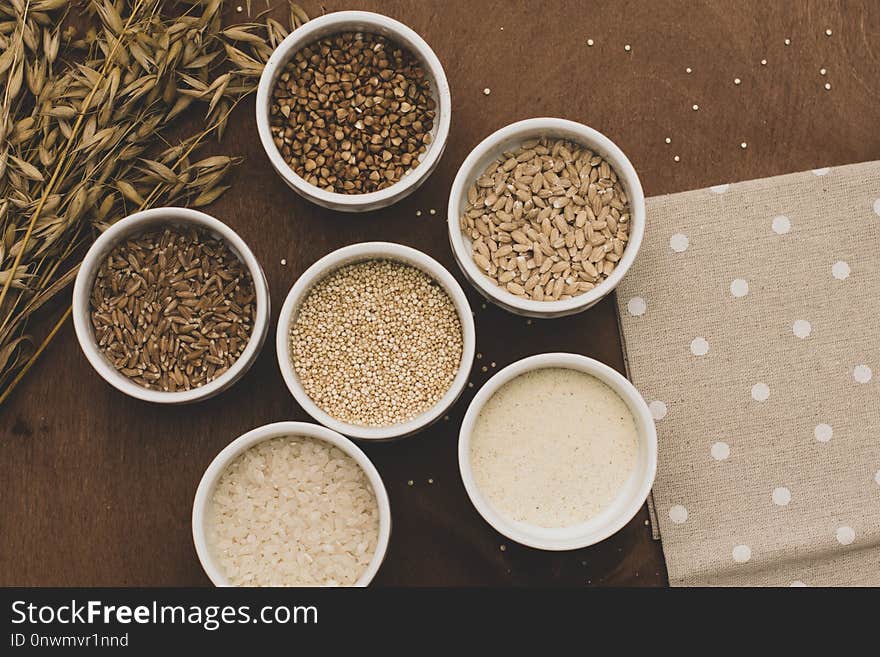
[447,118,646,318]
[276,242,475,440]
[256,10,451,212]
[72,207,270,404]
[192,421,391,587]
[458,353,657,550]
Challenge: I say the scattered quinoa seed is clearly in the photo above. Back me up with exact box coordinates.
[483,87,491,95]
[586,38,594,46]
[624,44,631,52]
[825,82,832,90]
[673,155,680,162]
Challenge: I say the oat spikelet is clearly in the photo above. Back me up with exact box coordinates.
[0,1,310,404]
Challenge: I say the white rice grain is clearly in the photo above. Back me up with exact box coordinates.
[206,436,379,586]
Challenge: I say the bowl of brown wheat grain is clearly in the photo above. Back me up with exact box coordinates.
[72,207,270,404]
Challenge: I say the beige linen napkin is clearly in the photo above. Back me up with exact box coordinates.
[616,162,880,586]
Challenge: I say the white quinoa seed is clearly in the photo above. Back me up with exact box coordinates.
[289,260,463,427]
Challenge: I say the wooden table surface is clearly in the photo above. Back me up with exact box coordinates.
[2,0,878,586]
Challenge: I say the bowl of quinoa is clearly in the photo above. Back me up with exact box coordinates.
[276,242,475,440]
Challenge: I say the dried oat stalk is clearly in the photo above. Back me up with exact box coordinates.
[0,0,309,404]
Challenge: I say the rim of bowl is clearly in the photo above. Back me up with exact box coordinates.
[447,117,646,316]
[276,242,476,440]
[191,421,392,587]
[72,207,270,404]
[255,10,452,209]
[458,353,658,551]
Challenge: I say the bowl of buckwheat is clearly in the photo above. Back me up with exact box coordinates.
[276,242,475,440]
[447,118,646,318]
[256,11,451,212]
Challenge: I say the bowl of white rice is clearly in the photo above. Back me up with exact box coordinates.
[192,421,391,587]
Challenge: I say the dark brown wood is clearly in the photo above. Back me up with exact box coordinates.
[2,0,879,586]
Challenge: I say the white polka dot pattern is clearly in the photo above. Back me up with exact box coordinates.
[792,319,812,338]
[832,261,850,280]
[710,441,730,461]
[690,337,709,356]
[627,297,646,316]
[814,424,833,443]
[853,364,872,384]
[751,382,770,401]
[772,487,791,506]
[649,400,667,420]
[836,526,855,546]
[670,233,689,253]
[614,163,880,586]
[772,215,791,234]
[669,505,688,524]
[730,278,749,297]
[732,545,751,563]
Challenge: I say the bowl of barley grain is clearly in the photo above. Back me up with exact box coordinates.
[72,207,270,404]
[447,118,646,318]
[256,11,451,212]
[276,242,475,440]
